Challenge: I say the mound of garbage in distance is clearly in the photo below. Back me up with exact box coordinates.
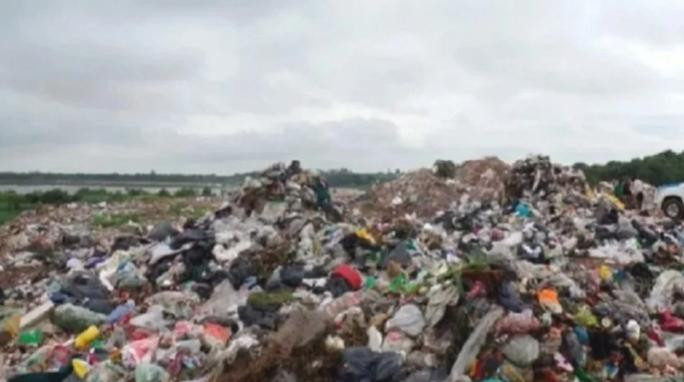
[0,155,681,382]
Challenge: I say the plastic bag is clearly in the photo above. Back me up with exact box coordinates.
[646,270,684,314]
[449,307,503,379]
[129,306,168,331]
[338,347,402,382]
[502,335,540,367]
[497,309,541,334]
[202,323,230,348]
[385,304,426,337]
[424,285,459,327]
[122,336,159,368]
[134,362,169,382]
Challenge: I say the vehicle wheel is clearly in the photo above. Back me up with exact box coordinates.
[663,197,684,219]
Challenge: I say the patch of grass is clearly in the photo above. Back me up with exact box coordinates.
[138,194,166,203]
[0,192,33,225]
[0,187,199,211]
[169,202,185,216]
[0,208,22,225]
[168,202,210,220]
[73,188,128,204]
[166,199,209,218]
[188,207,211,220]
[94,212,141,227]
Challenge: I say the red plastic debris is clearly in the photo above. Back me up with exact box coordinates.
[332,264,363,290]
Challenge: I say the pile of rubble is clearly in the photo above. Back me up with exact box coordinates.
[1,156,683,382]
[356,157,510,220]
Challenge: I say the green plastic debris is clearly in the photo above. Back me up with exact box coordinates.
[389,274,408,294]
[365,276,377,290]
[364,251,381,264]
[18,329,44,346]
[574,305,599,328]
[575,368,598,382]
[388,274,420,294]
[53,304,106,333]
[247,291,294,310]
[90,339,106,350]
[404,282,420,294]
[464,249,489,270]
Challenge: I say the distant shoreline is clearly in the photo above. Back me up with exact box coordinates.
[0,180,227,188]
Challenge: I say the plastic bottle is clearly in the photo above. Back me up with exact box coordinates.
[106,302,135,324]
[321,291,363,318]
[75,325,100,350]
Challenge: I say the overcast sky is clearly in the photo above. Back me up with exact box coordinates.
[2,1,684,174]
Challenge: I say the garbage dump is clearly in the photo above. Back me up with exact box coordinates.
[356,157,509,220]
[1,155,683,381]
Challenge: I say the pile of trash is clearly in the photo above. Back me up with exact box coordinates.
[356,157,510,220]
[505,155,587,203]
[451,157,510,203]
[1,156,684,382]
[235,160,343,221]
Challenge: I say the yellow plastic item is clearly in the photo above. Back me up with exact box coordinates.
[574,305,599,327]
[356,228,376,245]
[585,186,596,200]
[74,325,100,350]
[72,359,90,379]
[599,265,613,281]
[0,310,21,339]
[604,193,625,210]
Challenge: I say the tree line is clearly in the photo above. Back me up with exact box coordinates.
[0,169,400,190]
[575,150,684,186]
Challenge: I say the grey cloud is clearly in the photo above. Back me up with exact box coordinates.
[167,117,408,170]
[2,1,684,173]
[0,103,145,148]
[0,36,202,112]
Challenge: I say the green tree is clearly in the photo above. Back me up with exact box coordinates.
[577,150,684,186]
[173,188,197,197]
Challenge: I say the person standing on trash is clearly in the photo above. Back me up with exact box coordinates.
[614,177,632,207]
[631,176,645,210]
[623,177,633,208]
[613,179,624,201]
[285,160,302,180]
[313,176,331,206]
[311,174,341,221]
